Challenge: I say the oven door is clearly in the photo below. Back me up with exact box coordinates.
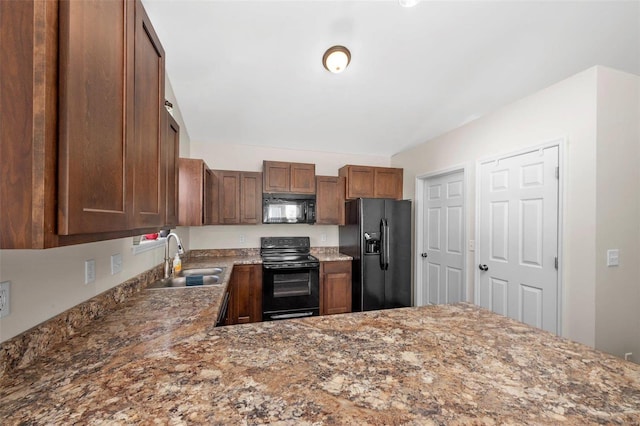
[262,264,319,319]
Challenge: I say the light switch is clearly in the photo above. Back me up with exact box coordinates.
[607,249,619,267]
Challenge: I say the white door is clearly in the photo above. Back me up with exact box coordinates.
[421,171,465,305]
[478,146,559,333]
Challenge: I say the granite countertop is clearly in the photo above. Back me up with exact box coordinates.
[1,292,639,424]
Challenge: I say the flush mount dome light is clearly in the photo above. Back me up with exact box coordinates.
[323,45,351,73]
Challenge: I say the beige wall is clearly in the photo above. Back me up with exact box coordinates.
[187,142,389,249]
[393,66,640,359]
[594,67,640,361]
[392,67,600,347]
[0,75,192,343]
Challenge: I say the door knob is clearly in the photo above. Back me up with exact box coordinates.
[421,253,428,258]
[478,264,489,271]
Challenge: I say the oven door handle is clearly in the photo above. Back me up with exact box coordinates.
[269,311,315,320]
[263,264,319,270]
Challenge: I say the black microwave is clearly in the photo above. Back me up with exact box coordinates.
[263,194,316,224]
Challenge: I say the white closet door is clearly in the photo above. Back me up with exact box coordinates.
[478,146,559,333]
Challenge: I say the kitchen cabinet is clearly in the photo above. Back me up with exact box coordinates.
[263,161,316,194]
[321,261,352,315]
[339,165,403,200]
[228,264,263,325]
[131,0,166,229]
[215,171,262,225]
[59,0,166,233]
[165,114,180,228]
[217,171,240,225]
[178,158,215,226]
[315,176,345,225]
[1,0,171,248]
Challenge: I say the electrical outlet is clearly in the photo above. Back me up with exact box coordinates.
[85,259,96,284]
[469,240,475,251]
[0,281,11,319]
[321,233,327,242]
[239,234,246,243]
[607,249,619,267]
[111,253,123,275]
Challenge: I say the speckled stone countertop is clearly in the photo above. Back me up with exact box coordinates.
[2,297,639,423]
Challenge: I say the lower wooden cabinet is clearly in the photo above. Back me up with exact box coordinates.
[228,264,263,325]
[321,261,352,315]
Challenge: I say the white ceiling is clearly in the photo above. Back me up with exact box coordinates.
[142,0,640,157]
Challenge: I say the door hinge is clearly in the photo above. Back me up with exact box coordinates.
[555,257,558,269]
[555,167,559,179]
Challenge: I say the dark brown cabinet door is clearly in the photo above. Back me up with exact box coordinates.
[340,165,403,200]
[374,167,403,199]
[263,161,316,193]
[218,171,241,224]
[240,172,262,224]
[1,0,59,248]
[178,158,205,226]
[165,114,180,228]
[132,0,165,228]
[263,161,290,193]
[204,168,218,225]
[315,176,345,225]
[58,0,135,235]
[229,265,263,325]
[321,261,352,315]
[340,165,374,199]
[290,163,316,194]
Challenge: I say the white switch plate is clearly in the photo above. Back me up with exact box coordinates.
[0,281,11,319]
[85,259,96,284]
[110,253,123,275]
[239,235,246,243]
[468,240,475,251]
[607,249,619,267]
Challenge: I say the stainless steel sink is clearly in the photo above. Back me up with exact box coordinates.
[182,267,225,276]
[146,267,226,290]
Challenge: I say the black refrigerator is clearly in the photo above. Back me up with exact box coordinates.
[339,198,412,311]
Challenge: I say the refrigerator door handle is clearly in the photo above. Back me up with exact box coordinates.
[379,219,386,270]
[384,219,390,270]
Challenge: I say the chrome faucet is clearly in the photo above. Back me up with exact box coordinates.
[164,232,185,278]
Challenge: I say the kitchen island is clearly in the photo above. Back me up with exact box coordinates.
[1,279,639,425]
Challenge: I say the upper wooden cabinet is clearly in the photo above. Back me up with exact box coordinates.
[215,171,262,225]
[178,158,210,226]
[131,0,166,229]
[165,114,180,228]
[1,0,172,248]
[263,161,316,194]
[315,176,345,225]
[339,165,403,200]
[57,0,135,234]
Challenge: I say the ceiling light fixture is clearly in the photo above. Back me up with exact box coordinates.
[322,46,351,74]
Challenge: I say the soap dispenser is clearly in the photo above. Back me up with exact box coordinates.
[172,253,182,276]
